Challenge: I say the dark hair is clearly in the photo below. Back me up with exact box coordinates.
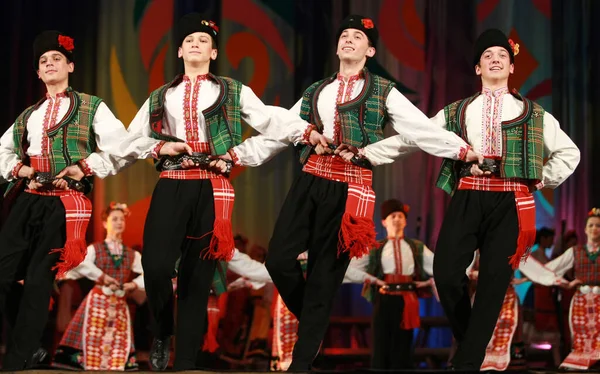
[535,227,555,244]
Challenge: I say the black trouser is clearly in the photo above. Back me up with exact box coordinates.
[142,179,217,370]
[266,173,351,371]
[433,190,519,370]
[0,193,64,369]
[372,293,414,369]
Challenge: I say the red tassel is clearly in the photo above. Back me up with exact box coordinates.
[509,229,536,269]
[508,192,536,269]
[51,238,88,277]
[337,213,378,258]
[205,218,235,261]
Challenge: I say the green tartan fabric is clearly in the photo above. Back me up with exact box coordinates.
[436,92,545,194]
[148,74,243,163]
[296,68,395,164]
[10,87,100,192]
[361,238,430,303]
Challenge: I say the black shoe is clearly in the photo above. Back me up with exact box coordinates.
[150,337,171,371]
[287,361,311,372]
[25,348,48,369]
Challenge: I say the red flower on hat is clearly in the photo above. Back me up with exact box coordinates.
[208,20,219,33]
[58,35,74,52]
[508,39,519,56]
[361,18,374,29]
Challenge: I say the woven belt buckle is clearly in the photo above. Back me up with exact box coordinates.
[32,172,86,193]
[459,158,500,178]
[159,152,212,171]
[33,171,54,185]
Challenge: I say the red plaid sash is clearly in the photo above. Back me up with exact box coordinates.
[458,176,536,269]
[159,145,235,261]
[28,156,92,276]
[303,155,377,258]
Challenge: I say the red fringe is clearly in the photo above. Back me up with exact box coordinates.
[508,228,536,269]
[202,295,220,353]
[51,238,88,277]
[337,213,378,258]
[204,218,235,261]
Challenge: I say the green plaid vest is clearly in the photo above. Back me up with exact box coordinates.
[148,74,243,166]
[361,238,431,303]
[296,68,395,164]
[8,87,100,193]
[436,92,544,195]
[574,245,600,285]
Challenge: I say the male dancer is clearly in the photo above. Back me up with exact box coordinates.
[0,31,147,369]
[345,199,433,369]
[258,15,480,371]
[123,13,321,370]
[428,29,580,370]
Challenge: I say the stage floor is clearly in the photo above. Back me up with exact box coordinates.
[5,370,593,374]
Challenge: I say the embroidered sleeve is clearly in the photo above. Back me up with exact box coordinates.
[301,124,317,145]
[11,161,24,179]
[76,159,94,177]
[227,148,241,166]
[458,144,472,161]
[151,141,166,159]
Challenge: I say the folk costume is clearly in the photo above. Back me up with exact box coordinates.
[531,209,600,370]
[345,200,433,369]
[427,29,580,370]
[0,31,135,370]
[479,257,563,371]
[125,13,311,370]
[53,239,144,371]
[264,15,471,371]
